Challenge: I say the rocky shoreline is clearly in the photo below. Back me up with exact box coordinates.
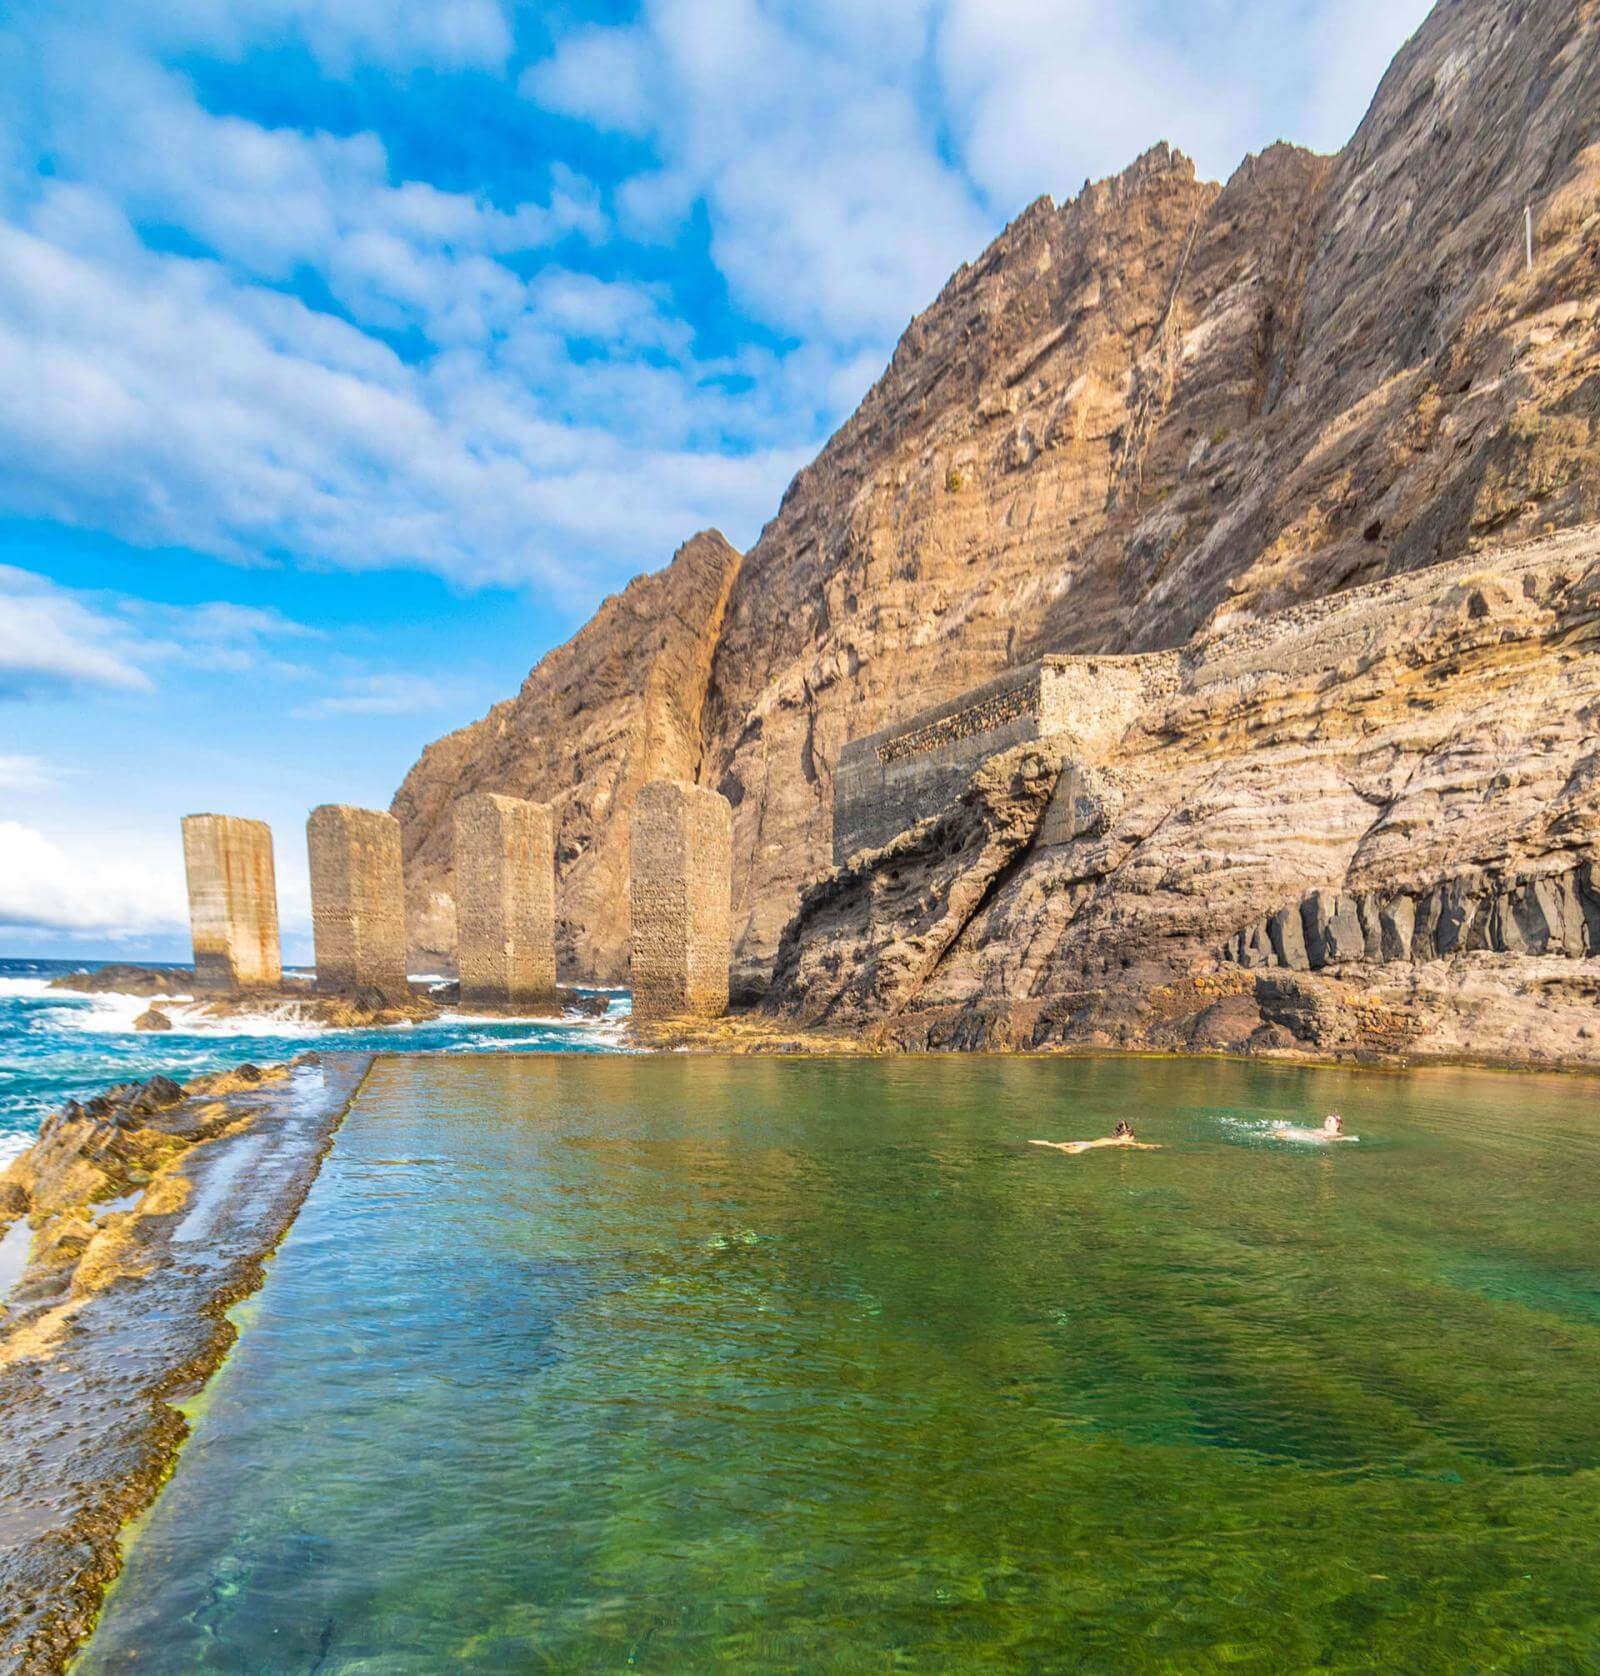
[0,1054,373,1676]
[44,968,613,1033]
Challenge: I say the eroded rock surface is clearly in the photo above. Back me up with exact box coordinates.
[763,526,1600,1065]
[766,745,1062,1024]
[0,1057,372,1676]
[395,0,1600,1051]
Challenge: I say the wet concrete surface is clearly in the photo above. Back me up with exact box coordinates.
[0,1053,372,1675]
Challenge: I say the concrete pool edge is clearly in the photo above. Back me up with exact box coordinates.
[0,1053,374,1676]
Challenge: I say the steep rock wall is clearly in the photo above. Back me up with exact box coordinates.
[766,524,1600,1064]
[396,0,1600,1004]
[392,530,740,982]
[703,0,1600,989]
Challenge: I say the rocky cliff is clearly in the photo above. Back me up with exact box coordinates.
[395,0,1600,1019]
[764,524,1600,1063]
[393,530,740,982]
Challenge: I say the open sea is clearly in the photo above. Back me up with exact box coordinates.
[0,957,627,1169]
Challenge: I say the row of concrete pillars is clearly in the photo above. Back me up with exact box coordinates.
[180,782,732,1020]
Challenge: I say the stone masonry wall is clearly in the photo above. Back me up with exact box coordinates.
[180,814,282,992]
[630,781,731,1019]
[831,653,1171,863]
[833,666,1047,862]
[453,793,557,1007]
[307,805,409,1004]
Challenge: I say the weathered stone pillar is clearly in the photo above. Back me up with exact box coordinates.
[306,805,409,1003]
[453,793,557,1007]
[181,814,282,992]
[630,780,731,1019]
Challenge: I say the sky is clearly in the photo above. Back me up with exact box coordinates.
[0,0,1434,964]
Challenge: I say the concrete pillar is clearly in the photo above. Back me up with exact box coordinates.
[629,780,731,1020]
[181,815,282,993]
[453,793,557,1008]
[307,805,409,1003]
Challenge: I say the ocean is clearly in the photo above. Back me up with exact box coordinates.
[0,957,628,1168]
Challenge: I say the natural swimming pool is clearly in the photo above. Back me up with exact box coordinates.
[77,1054,1600,1672]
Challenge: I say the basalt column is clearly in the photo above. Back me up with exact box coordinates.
[630,781,732,1019]
[453,793,557,1008]
[307,805,409,1003]
[181,814,282,992]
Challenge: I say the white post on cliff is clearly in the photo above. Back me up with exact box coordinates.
[1525,204,1534,274]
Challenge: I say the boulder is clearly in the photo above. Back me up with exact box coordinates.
[1268,907,1310,971]
[1379,895,1416,963]
[133,1008,172,1033]
[1237,921,1276,970]
[1356,894,1386,963]
[123,1076,186,1117]
[1541,872,1589,956]
[1431,881,1484,957]
[1580,862,1600,954]
[1301,891,1365,968]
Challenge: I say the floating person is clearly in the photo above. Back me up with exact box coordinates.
[1030,1120,1161,1156]
[1271,1112,1359,1145]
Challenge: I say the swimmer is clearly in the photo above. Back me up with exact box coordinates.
[1030,1120,1161,1156]
[1271,1112,1359,1145]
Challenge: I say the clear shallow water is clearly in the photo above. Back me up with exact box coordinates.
[79,1054,1600,1673]
[0,958,626,1165]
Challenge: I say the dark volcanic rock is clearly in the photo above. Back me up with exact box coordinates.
[49,966,191,998]
[763,744,1062,1026]
[123,1076,185,1117]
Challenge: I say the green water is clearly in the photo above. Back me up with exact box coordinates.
[78,1055,1600,1672]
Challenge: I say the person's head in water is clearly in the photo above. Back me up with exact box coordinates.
[1323,1113,1343,1135]
[1114,1120,1134,1140]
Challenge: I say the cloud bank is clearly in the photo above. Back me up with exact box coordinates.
[0,0,1434,601]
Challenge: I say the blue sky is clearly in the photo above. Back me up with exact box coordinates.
[0,0,1433,963]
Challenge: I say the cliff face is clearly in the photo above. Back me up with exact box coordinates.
[395,0,1600,1002]
[764,523,1600,1064]
[392,530,740,982]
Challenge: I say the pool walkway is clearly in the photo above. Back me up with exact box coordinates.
[0,1054,373,1676]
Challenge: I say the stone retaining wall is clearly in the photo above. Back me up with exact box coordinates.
[832,652,1171,863]
[833,666,1049,861]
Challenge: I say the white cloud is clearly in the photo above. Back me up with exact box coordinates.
[291,672,463,720]
[935,0,1436,210]
[50,0,513,77]
[528,1,988,348]
[0,754,56,790]
[0,565,321,698]
[28,42,606,349]
[0,566,151,698]
[520,28,655,135]
[0,820,186,936]
[0,0,1442,609]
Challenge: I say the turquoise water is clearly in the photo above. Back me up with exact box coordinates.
[0,959,625,1165]
[79,1053,1600,1672]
